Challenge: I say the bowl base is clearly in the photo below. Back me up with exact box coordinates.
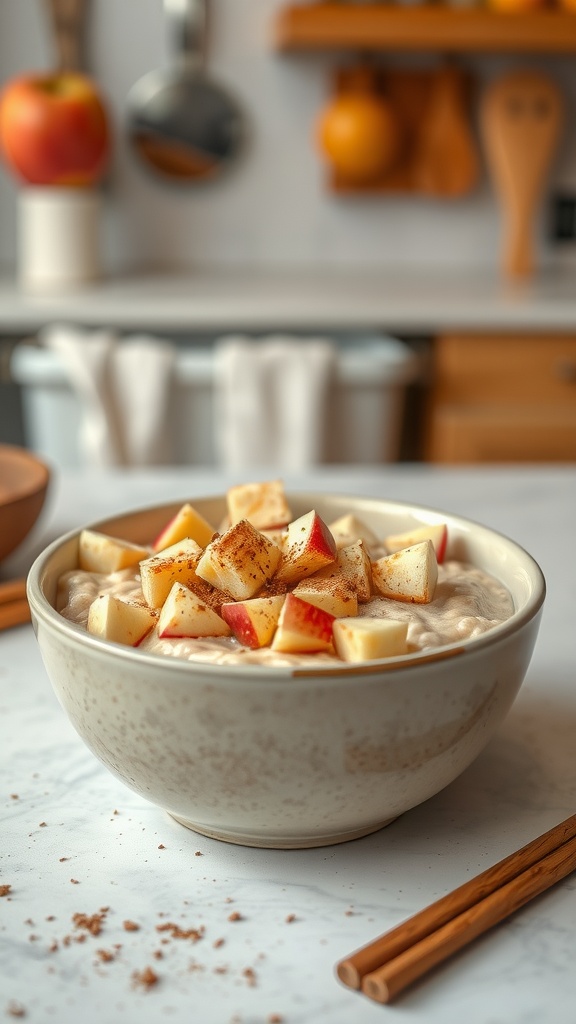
[168,812,400,849]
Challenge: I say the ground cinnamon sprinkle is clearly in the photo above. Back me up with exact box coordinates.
[242,967,257,987]
[0,884,12,897]
[123,920,140,932]
[6,1001,26,1018]
[156,922,205,942]
[132,966,159,990]
[73,909,108,936]
[227,911,243,922]
[95,948,117,963]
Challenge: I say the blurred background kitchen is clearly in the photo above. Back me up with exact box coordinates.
[1,0,576,470]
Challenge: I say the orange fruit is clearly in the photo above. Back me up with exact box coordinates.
[317,90,398,184]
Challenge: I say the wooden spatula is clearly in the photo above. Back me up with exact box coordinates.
[480,70,563,278]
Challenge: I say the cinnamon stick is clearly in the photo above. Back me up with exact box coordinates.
[337,813,576,1001]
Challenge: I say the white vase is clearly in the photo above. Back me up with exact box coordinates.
[18,186,101,291]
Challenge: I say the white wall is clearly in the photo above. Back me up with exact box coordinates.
[1,0,576,276]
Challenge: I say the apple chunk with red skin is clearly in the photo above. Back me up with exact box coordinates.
[221,595,285,649]
[153,502,216,552]
[271,592,335,654]
[157,583,230,638]
[384,523,448,564]
[275,510,337,586]
[0,72,110,185]
[372,539,438,604]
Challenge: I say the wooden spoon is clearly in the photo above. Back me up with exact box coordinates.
[480,70,563,279]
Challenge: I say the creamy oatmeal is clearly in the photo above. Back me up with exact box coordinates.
[54,482,515,666]
[57,559,514,667]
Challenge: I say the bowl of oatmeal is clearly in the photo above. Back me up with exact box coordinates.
[27,483,545,849]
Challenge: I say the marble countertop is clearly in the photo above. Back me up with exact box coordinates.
[3,267,576,334]
[1,465,575,1024]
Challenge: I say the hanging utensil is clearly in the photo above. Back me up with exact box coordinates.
[126,0,244,183]
[43,0,86,72]
[480,69,563,278]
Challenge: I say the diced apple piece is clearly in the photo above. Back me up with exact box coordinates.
[293,581,358,619]
[153,503,216,552]
[87,594,157,647]
[372,540,438,604]
[260,528,288,553]
[333,617,408,663]
[271,592,335,654]
[384,523,448,564]
[227,479,292,530]
[275,510,337,586]
[196,519,281,600]
[220,595,285,649]
[140,538,203,608]
[78,529,149,573]
[328,513,380,552]
[336,540,373,602]
[157,582,231,638]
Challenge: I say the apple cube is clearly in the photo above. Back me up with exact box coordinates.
[220,595,285,649]
[271,592,335,654]
[196,519,282,600]
[87,594,157,647]
[157,582,230,638]
[153,503,216,552]
[140,538,203,608]
[335,540,373,602]
[275,510,337,586]
[226,479,292,530]
[333,617,408,663]
[328,513,381,552]
[384,523,448,564]
[372,540,438,604]
[293,582,358,619]
[78,529,150,573]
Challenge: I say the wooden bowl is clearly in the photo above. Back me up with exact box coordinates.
[0,445,50,562]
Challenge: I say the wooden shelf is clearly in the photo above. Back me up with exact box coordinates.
[273,4,576,54]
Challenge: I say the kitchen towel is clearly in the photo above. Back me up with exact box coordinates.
[41,324,176,467]
[213,334,337,470]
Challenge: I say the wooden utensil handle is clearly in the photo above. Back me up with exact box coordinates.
[503,207,535,278]
[44,0,86,72]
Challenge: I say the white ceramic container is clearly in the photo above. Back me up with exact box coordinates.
[27,493,545,849]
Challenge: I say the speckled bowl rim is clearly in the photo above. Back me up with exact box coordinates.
[26,492,546,681]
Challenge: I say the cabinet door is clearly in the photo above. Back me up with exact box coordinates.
[429,405,576,463]
[426,334,576,463]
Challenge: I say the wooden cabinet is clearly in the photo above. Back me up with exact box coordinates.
[426,333,576,462]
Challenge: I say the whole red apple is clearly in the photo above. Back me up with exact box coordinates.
[0,72,110,186]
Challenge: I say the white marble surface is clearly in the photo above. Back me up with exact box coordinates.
[3,267,576,334]
[1,465,575,1024]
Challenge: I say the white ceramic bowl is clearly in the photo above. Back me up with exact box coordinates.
[27,493,545,849]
